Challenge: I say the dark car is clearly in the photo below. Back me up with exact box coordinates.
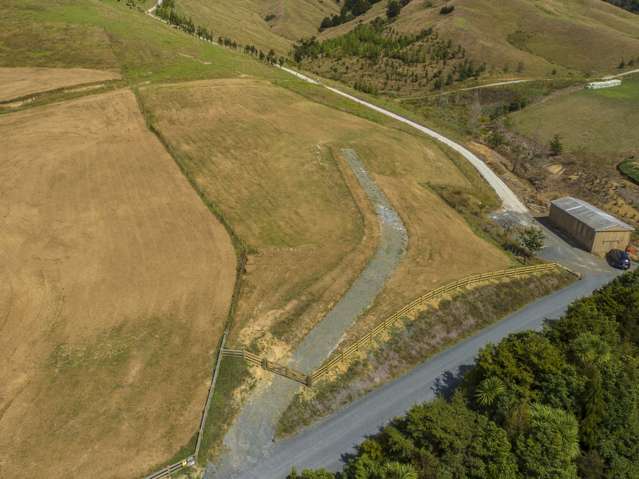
[606,249,631,270]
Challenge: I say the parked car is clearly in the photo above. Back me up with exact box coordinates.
[607,249,631,270]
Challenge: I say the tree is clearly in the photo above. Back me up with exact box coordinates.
[381,462,418,479]
[550,134,563,156]
[518,227,545,257]
[387,0,402,18]
[514,403,580,479]
[475,377,506,407]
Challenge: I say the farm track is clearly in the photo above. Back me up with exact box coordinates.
[277,66,528,215]
[207,149,407,477]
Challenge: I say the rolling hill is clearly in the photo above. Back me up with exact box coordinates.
[171,0,639,81]
[0,0,511,475]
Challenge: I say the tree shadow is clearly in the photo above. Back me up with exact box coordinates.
[431,364,474,400]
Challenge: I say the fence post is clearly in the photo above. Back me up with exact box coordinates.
[194,328,228,461]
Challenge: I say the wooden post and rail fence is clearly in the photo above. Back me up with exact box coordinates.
[142,263,575,478]
[222,263,577,387]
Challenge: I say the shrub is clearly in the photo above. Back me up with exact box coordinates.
[440,4,455,14]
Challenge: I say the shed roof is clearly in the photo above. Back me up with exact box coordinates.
[551,197,635,232]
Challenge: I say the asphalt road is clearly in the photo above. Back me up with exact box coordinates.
[229,269,616,478]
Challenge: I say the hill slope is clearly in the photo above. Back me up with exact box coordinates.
[172,0,339,53]
[318,0,639,78]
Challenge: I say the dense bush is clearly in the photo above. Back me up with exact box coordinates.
[604,0,639,13]
[291,270,639,478]
[320,0,383,31]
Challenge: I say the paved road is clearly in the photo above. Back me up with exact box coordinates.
[228,268,617,478]
[223,217,622,479]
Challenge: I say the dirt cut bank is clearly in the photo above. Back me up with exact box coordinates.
[0,88,236,479]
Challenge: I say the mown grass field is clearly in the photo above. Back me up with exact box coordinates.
[0,89,236,479]
[511,76,639,156]
[0,66,120,102]
[139,77,512,346]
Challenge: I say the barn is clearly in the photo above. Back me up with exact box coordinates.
[549,197,634,256]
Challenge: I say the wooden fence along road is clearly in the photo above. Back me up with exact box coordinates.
[224,263,576,387]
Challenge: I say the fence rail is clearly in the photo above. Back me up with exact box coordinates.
[143,456,195,479]
[222,349,311,386]
[224,263,574,386]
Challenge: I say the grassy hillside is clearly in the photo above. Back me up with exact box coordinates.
[138,77,513,459]
[319,0,639,79]
[169,0,639,80]
[511,75,639,155]
[171,0,339,54]
[8,0,615,475]
[0,0,284,83]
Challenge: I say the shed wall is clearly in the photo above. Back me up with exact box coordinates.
[591,230,632,256]
[549,203,596,251]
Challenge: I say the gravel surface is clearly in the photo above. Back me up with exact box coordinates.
[207,149,407,478]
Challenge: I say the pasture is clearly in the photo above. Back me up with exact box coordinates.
[0,89,236,478]
[173,0,338,53]
[0,67,120,102]
[0,0,284,83]
[139,78,511,352]
[319,0,639,79]
[511,76,639,156]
